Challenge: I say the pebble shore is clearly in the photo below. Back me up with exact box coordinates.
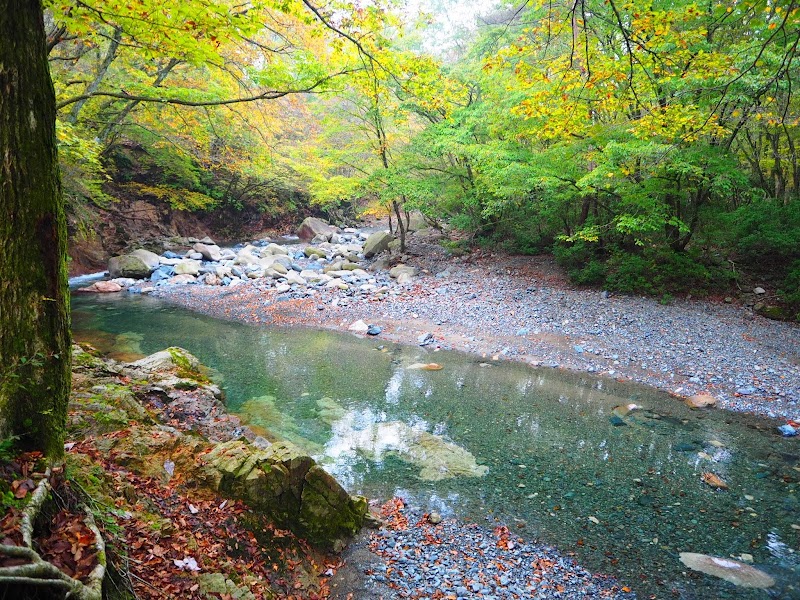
[329,499,636,600]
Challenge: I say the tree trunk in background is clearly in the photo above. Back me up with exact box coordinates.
[0,0,71,458]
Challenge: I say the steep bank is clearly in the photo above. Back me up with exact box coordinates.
[67,183,312,276]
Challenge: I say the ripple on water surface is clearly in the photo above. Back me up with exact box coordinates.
[72,293,800,599]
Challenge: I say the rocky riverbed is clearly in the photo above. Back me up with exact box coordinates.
[120,226,800,425]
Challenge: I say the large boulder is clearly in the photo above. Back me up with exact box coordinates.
[193,242,222,262]
[130,249,162,270]
[108,253,153,278]
[296,217,336,242]
[406,211,429,232]
[363,231,393,258]
[200,440,367,551]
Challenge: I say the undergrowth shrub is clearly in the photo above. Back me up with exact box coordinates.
[555,242,732,297]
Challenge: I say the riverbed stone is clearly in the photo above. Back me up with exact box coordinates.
[108,253,153,279]
[304,247,327,259]
[174,259,201,276]
[199,439,367,550]
[363,231,393,258]
[193,242,222,262]
[78,280,124,293]
[284,271,306,286]
[297,217,336,241]
[686,393,718,409]
[389,265,417,279]
[234,247,260,266]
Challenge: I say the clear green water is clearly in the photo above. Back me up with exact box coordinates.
[71,293,800,598]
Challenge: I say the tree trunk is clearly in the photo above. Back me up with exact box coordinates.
[393,200,406,253]
[0,0,71,458]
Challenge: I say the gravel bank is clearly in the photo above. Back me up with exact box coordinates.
[328,499,635,600]
[152,247,800,423]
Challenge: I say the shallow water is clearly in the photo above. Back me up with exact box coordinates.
[72,293,800,598]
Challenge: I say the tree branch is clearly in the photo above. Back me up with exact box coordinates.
[56,69,358,111]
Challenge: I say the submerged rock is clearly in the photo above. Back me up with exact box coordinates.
[407,362,444,371]
[323,405,488,482]
[686,393,717,409]
[679,553,775,588]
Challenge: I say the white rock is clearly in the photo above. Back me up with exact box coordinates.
[348,319,370,333]
[265,243,289,255]
[234,249,259,265]
[129,248,162,270]
[284,271,306,285]
[193,242,222,262]
[168,274,196,284]
[753,287,766,295]
[174,260,201,276]
[275,284,291,293]
[111,277,136,287]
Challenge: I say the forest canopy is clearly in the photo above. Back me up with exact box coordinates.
[47,0,800,313]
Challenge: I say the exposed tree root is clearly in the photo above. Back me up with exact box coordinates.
[0,468,106,600]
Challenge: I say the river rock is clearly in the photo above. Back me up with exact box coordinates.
[363,231,393,258]
[168,274,197,285]
[174,259,201,276]
[678,553,775,588]
[265,243,289,256]
[304,247,327,259]
[284,271,306,286]
[685,393,717,409]
[348,320,370,333]
[753,287,766,295]
[193,242,222,262]
[130,248,161,269]
[389,265,417,279]
[78,280,124,293]
[108,253,153,279]
[199,439,367,550]
[297,217,336,241]
[234,248,259,266]
[130,347,201,374]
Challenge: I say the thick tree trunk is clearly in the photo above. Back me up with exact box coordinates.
[0,0,71,458]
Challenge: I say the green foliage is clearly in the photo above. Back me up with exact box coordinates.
[722,201,800,268]
[120,182,217,212]
[556,241,732,297]
[779,260,800,313]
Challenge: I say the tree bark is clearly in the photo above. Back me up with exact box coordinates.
[0,0,71,458]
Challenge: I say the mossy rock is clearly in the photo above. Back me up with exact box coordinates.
[200,439,366,550]
[756,304,792,321]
